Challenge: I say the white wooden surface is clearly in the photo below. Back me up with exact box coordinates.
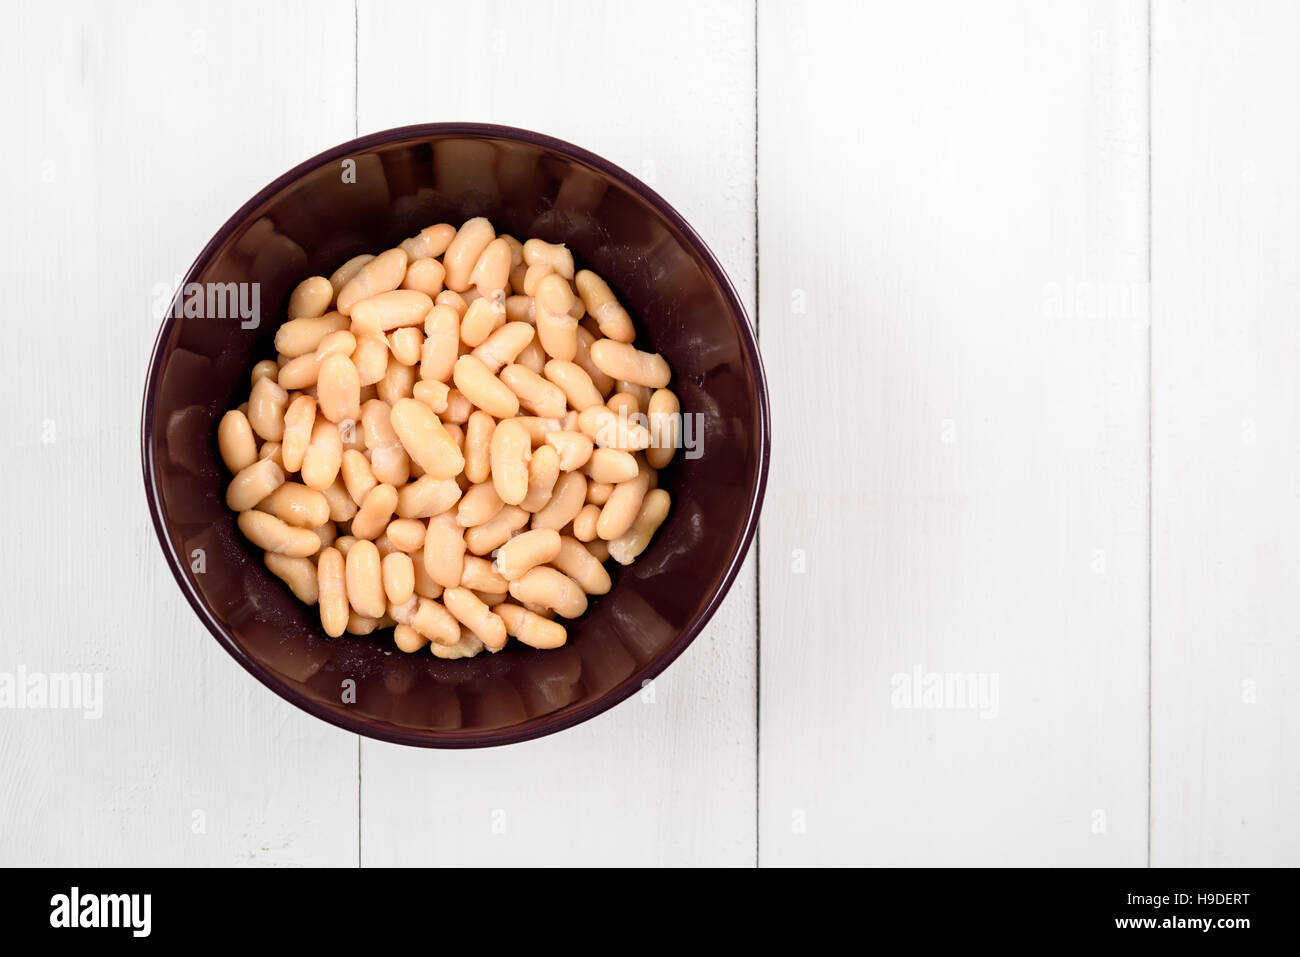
[1150,0,1300,867]
[0,0,1296,867]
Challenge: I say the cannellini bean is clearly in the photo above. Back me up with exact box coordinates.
[422,511,466,588]
[607,391,639,418]
[572,503,600,541]
[451,354,517,418]
[489,417,531,505]
[288,276,332,319]
[500,363,567,418]
[345,539,385,619]
[395,474,462,518]
[252,359,279,384]
[495,602,567,649]
[314,330,357,361]
[377,359,416,405]
[523,238,575,280]
[350,289,433,337]
[575,270,635,342]
[329,254,374,293]
[515,336,547,374]
[402,257,447,298]
[385,518,426,553]
[248,377,288,441]
[608,488,671,565]
[316,547,348,637]
[552,536,613,594]
[351,335,389,387]
[388,593,419,625]
[411,596,460,645]
[227,457,285,511]
[218,410,259,472]
[336,247,408,315]
[460,296,505,347]
[493,528,561,581]
[597,467,651,540]
[257,441,285,469]
[276,352,323,390]
[456,482,503,527]
[472,321,535,373]
[316,352,361,424]
[531,471,587,531]
[586,481,613,505]
[394,623,429,653]
[275,312,350,358]
[347,612,381,635]
[237,510,320,558]
[464,505,529,555]
[334,535,358,557]
[442,587,507,650]
[522,262,554,296]
[388,326,423,366]
[545,430,594,471]
[520,444,560,512]
[506,567,587,619]
[470,237,512,297]
[411,554,443,600]
[310,522,337,556]
[543,359,604,411]
[412,378,450,414]
[390,397,465,478]
[351,483,398,540]
[574,326,615,394]
[420,303,460,382]
[435,289,467,317]
[534,273,578,360]
[261,481,330,528]
[264,553,318,604]
[300,418,343,490]
[513,415,562,446]
[340,448,378,506]
[442,389,472,424]
[586,447,639,485]
[461,555,510,593]
[646,388,681,469]
[400,223,456,261]
[460,410,494,485]
[504,294,533,324]
[280,395,316,472]
[321,476,358,522]
[430,629,484,659]
[577,405,651,451]
[443,218,495,292]
[589,340,671,389]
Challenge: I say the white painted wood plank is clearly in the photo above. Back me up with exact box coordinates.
[355,0,757,866]
[758,0,1149,865]
[1151,0,1300,866]
[0,0,359,865]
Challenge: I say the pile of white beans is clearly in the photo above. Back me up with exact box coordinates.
[218,219,677,658]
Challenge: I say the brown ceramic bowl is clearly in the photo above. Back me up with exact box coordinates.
[141,123,768,747]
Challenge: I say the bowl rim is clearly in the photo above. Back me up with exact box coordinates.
[140,121,770,748]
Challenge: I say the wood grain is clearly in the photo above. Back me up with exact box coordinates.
[0,0,360,865]
[757,0,1150,865]
[1151,0,1300,866]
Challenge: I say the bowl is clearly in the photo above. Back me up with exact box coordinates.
[141,123,769,747]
